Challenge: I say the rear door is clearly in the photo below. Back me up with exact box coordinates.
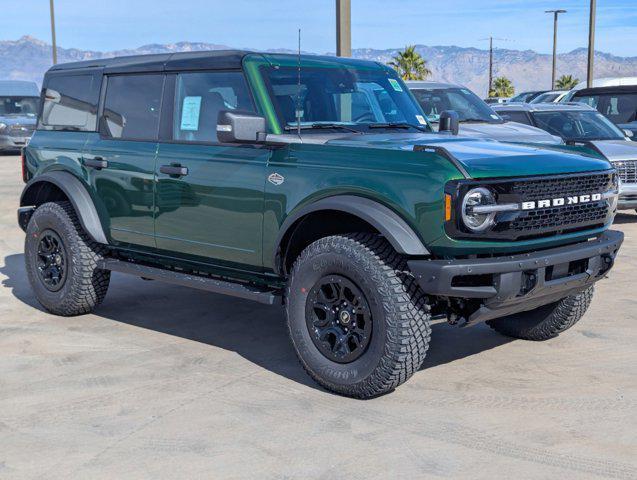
[84,73,164,249]
[154,70,271,270]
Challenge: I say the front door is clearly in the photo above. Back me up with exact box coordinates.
[154,71,270,270]
[84,73,164,249]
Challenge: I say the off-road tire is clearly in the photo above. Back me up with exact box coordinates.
[486,287,594,341]
[25,201,110,316]
[286,233,431,398]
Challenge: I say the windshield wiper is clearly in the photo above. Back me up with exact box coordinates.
[368,122,427,131]
[284,123,361,134]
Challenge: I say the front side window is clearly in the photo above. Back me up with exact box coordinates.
[532,110,625,141]
[411,87,501,124]
[39,74,99,131]
[101,74,164,140]
[173,71,255,143]
[261,65,429,132]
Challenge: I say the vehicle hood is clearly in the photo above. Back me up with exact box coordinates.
[589,140,637,162]
[0,115,37,126]
[325,133,612,179]
[456,121,563,145]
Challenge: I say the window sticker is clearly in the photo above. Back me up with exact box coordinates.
[180,96,202,131]
[490,114,500,119]
[415,114,428,125]
[388,78,403,92]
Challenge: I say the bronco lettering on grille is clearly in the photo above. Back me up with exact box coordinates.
[521,193,602,211]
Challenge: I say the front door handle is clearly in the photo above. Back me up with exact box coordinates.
[160,165,189,177]
[83,157,108,170]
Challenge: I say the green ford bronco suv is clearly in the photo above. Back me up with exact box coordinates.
[19,51,623,398]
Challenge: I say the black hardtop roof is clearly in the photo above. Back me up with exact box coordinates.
[46,50,387,76]
[48,49,254,74]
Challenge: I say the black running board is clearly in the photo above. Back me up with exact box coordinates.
[98,259,279,305]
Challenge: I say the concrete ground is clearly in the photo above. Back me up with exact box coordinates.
[0,153,636,480]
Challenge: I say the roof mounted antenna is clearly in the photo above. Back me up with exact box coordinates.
[296,28,302,139]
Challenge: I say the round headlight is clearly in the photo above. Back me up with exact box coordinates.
[461,187,497,232]
[0,123,6,131]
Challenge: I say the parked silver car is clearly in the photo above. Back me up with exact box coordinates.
[0,80,39,152]
[407,81,561,144]
[493,102,637,211]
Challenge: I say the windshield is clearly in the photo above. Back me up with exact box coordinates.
[261,65,430,132]
[530,92,563,104]
[0,96,39,116]
[411,87,502,124]
[532,110,625,141]
[510,91,544,103]
[572,92,637,124]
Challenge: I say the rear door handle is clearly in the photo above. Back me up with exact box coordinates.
[160,165,189,177]
[83,157,108,170]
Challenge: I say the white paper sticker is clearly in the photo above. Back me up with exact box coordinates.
[415,115,427,125]
[490,114,500,119]
[180,96,202,131]
[388,78,403,92]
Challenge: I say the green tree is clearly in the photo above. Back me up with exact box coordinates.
[490,76,515,98]
[556,74,580,90]
[388,45,432,81]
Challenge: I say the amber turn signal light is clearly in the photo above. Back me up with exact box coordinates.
[445,194,452,221]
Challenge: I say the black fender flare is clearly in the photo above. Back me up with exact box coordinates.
[274,195,430,269]
[20,171,109,245]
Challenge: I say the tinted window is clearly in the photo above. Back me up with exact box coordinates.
[573,92,637,124]
[39,74,99,131]
[173,71,254,142]
[532,110,625,141]
[499,111,531,125]
[262,65,428,132]
[411,87,501,124]
[102,74,164,140]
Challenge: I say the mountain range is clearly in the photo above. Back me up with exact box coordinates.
[3,35,637,96]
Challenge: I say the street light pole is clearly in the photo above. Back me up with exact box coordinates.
[587,0,596,88]
[546,9,566,90]
[336,0,351,57]
[488,36,493,97]
[49,0,57,64]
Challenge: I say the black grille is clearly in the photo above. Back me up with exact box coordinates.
[614,160,637,184]
[448,172,616,241]
[510,202,609,234]
[512,172,615,200]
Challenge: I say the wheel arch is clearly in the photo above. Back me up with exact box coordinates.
[20,171,108,245]
[274,195,429,275]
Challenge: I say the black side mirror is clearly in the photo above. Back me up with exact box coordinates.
[217,110,267,144]
[439,110,460,135]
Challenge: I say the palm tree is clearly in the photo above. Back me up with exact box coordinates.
[556,74,580,90]
[388,46,432,81]
[490,76,515,98]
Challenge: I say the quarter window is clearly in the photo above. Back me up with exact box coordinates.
[173,72,255,143]
[101,74,164,140]
[39,74,99,131]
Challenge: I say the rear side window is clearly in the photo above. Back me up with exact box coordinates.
[39,74,99,131]
[173,71,255,143]
[101,74,164,140]
[499,111,531,125]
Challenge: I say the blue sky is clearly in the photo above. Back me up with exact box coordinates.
[3,0,637,56]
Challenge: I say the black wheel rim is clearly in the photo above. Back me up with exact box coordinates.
[305,275,373,363]
[36,229,67,292]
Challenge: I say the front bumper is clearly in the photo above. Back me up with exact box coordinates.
[618,183,637,209]
[0,134,29,151]
[408,230,624,326]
